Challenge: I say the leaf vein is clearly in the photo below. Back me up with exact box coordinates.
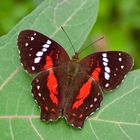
[136,113,140,123]
[0,115,39,119]
[9,119,14,140]
[53,0,67,28]
[90,118,140,126]
[29,118,44,140]
[0,67,20,91]
[50,0,88,38]
[89,120,99,140]
[118,124,133,140]
[96,86,139,118]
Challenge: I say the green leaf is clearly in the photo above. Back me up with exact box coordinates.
[0,0,100,139]
[90,70,140,140]
[1,0,139,139]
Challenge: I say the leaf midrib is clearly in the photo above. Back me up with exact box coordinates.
[0,115,139,127]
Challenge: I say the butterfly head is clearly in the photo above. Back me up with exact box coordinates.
[72,52,79,62]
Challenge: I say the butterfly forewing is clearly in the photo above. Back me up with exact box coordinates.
[64,72,103,128]
[18,30,70,73]
[80,51,133,91]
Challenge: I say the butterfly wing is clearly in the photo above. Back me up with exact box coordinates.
[80,51,133,90]
[31,66,68,121]
[63,72,103,128]
[18,30,70,73]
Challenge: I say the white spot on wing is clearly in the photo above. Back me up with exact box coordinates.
[36,51,43,57]
[43,44,50,48]
[103,57,109,62]
[34,33,36,36]
[103,62,108,66]
[90,104,93,108]
[46,40,51,44]
[102,53,107,57]
[42,48,47,52]
[119,53,121,56]
[105,83,109,87]
[34,57,41,63]
[105,72,110,80]
[37,85,40,90]
[119,58,122,61]
[31,37,34,41]
[94,98,97,102]
[38,93,41,97]
[25,43,28,46]
[32,66,35,71]
[105,66,110,73]
[121,65,124,69]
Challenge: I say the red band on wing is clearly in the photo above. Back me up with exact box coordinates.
[91,67,101,81]
[44,56,53,70]
[47,70,58,105]
[72,78,92,109]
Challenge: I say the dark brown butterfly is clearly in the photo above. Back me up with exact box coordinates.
[18,30,133,128]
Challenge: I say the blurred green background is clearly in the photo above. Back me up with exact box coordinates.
[0,0,139,69]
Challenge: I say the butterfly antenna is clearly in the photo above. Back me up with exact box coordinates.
[61,26,76,53]
[79,36,104,54]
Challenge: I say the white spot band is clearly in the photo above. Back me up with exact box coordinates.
[102,58,109,62]
[34,57,41,63]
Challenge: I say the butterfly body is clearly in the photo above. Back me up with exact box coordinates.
[67,62,80,81]
[18,30,133,128]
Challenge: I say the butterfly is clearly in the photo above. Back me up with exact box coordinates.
[18,30,133,128]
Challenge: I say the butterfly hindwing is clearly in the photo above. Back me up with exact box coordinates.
[64,72,103,128]
[80,51,133,91]
[18,30,70,73]
[31,66,68,121]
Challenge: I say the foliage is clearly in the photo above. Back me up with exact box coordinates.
[0,0,39,36]
[0,0,140,139]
